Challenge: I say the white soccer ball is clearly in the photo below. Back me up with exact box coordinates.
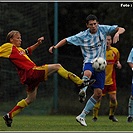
[92,57,107,72]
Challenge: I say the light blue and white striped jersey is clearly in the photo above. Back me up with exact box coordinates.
[127,48,133,63]
[127,48,133,83]
[66,24,118,64]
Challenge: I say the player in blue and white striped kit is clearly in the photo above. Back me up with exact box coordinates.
[49,14,125,126]
[127,48,133,122]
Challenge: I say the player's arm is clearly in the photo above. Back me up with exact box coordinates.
[30,36,44,52]
[116,50,122,69]
[25,37,44,55]
[49,38,67,53]
[113,27,125,44]
[128,62,133,70]
[116,60,122,69]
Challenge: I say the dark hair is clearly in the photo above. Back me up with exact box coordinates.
[107,34,112,39]
[6,30,20,42]
[86,14,98,24]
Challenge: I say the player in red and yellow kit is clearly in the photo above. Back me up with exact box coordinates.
[92,35,122,122]
[1,30,91,127]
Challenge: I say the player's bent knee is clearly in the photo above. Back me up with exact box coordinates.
[26,97,36,105]
[56,63,62,69]
[96,93,102,100]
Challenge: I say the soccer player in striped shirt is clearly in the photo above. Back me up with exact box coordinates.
[127,48,133,122]
[1,30,90,127]
[49,14,125,126]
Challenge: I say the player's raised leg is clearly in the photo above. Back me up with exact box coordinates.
[78,63,96,103]
[47,64,93,88]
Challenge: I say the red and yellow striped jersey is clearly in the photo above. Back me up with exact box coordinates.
[105,46,120,85]
[0,43,36,83]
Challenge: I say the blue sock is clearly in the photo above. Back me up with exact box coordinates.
[128,96,133,117]
[82,75,90,81]
[80,96,97,118]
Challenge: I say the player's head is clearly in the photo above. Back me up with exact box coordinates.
[86,14,99,34]
[6,30,22,47]
[106,35,112,50]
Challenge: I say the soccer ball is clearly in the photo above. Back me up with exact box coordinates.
[92,57,107,72]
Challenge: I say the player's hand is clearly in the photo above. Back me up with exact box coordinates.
[116,63,122,69]
[38,37,44,45]
[49,46,55,53]
[113,33,119,44]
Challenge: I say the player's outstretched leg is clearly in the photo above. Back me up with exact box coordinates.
[57,66,95,89]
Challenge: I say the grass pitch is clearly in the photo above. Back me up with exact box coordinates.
[0,115,133,131]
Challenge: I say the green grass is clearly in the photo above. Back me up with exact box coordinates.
[0,115,133,131]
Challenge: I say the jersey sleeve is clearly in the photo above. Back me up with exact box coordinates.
[66,31,85,46]
[0,43,12,58]
[127,48,133,63]
[25,47,32,55]
[113,47,120,61]
[99,25,118,35]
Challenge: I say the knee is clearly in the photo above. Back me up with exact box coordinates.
[93,91,102,101]
[56,63,62,69]
[26,96,36,105]
[110,98,117,103]
[84,70,92,78]
[110,94,117,102]
[97,93,102,101]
